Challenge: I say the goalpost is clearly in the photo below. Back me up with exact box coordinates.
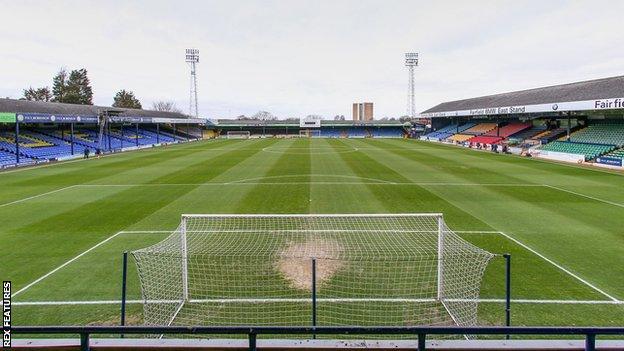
[299,129,322,138]
[133,214,494,336]
[226,131,251,139]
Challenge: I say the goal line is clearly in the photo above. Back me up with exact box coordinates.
[14,298,624,306]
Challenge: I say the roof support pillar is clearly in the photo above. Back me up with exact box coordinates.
[566,112,571,141]
[15,119,20,164]
[70,123,74,155]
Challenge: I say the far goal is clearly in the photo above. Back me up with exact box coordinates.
[299,129,322,138]
[133,214,494,335]
[226,131,250,139]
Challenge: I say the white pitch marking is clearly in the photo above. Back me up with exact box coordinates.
[0,185,78,208]
[544,184,624,209]
[118,229,499,234]
[119,230,172,234]
[0,182,418,207]
[12,231,124,298]
[13,298,624,306]
[226,174,395,184]
[497,231,620,302]
[454,230,501,234]
[72,182,543,187]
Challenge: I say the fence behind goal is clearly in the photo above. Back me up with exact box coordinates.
[132,214,494,335]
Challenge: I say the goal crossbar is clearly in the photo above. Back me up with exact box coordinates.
[181,213,444,218]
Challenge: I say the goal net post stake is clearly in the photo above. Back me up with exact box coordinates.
[181,216,189,301]
[437,214,444,301]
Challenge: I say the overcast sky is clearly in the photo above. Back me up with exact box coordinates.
[1,0,624,119]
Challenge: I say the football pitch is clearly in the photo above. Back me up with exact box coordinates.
[2,137,624,328]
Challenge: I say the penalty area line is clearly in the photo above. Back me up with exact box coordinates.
[497,231,620,302]
[12,231,124,298]
[543,184,624,209]
[0,185,78,208]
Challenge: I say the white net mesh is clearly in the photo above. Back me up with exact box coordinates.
[226,131,250,139]
[133,214,494,335]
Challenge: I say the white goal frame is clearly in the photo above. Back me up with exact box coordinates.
[226,131,251,139]
[133,213,493,333]
[299,129,322,138]
[177,213,447,302]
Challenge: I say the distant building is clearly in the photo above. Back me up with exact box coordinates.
[352,102,373,121]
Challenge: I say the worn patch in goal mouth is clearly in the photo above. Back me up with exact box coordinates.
[276,239,346,291]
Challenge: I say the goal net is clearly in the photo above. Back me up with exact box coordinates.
[226,131,250,139]
[133,214,494,336]
[299,129,322,138]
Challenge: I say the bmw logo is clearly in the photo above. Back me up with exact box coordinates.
[552,104,558,111]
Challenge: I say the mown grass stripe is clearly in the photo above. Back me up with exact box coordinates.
[235,139,312,213]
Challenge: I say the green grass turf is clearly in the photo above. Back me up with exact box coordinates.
[2,138,623,330]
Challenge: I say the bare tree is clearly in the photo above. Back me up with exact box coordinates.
[151,101,182,113]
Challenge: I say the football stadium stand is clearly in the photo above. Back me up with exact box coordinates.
[483,122,532,138]
[448,134,474,142]
[423,122,476,140]
[468,135,503,144]
[508,124,548,141]
[536,128,569,143]
[0,98,205,169]
[462,123,497,135]
[539,141,615,160]
[0,126,193,168]
[602,148,624,160]
[0,149,33,167]
[419,76,624,166]
[568,122,624,146]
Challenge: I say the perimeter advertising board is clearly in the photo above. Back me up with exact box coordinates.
[0,112,15,123]
[17,113,98,124]
[595,156,623,167]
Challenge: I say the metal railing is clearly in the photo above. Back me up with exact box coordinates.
[12,325,624,351]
